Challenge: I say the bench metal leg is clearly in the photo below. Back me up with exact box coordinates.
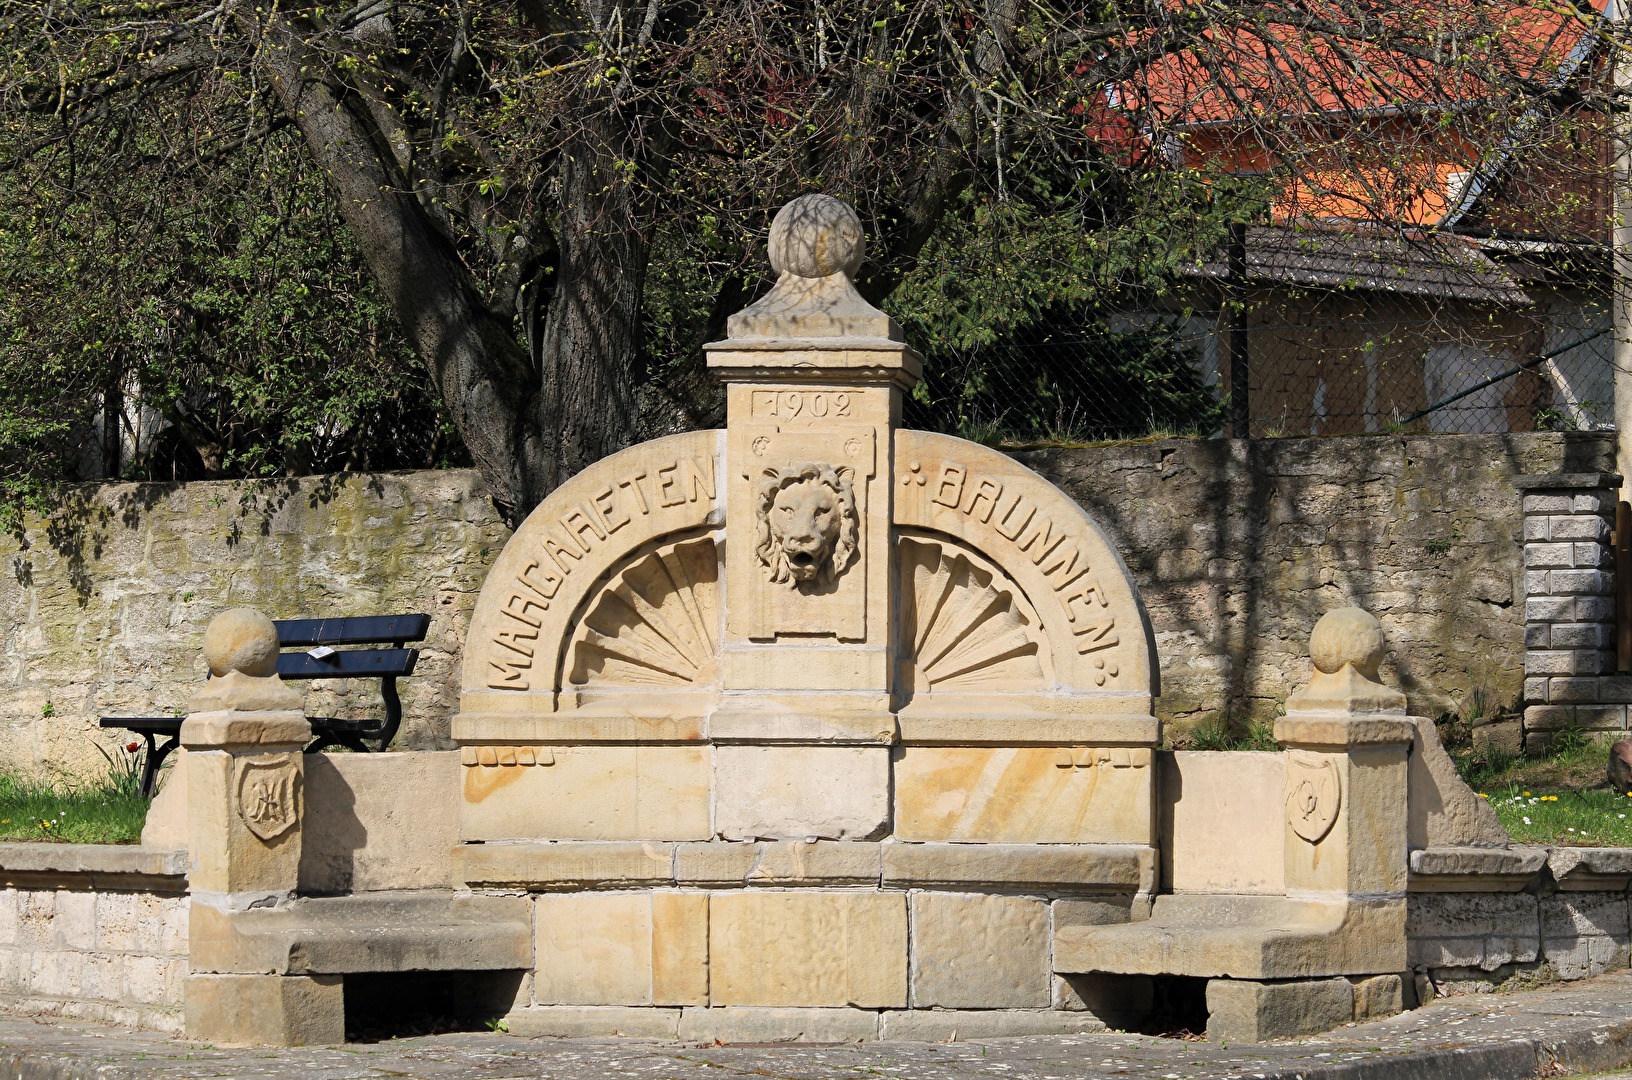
[139,731,181,799]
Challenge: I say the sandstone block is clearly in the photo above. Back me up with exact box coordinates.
[1406,893,1539,970]
[895,747,1152,844]
[1525,705,1626,731]
[1053,972,1153,1023]
[461,746,710,842]
[504,1005,681,1039]
[1525,542,1576,568]
[1526,596,1573,622]
[1204,977,1354,1043]
[300,751,460,893]
[1549,676,1601,702]
[1552,570,1610,595]
[679,1006,879,1042]
[184,974,343,1046]
[456,840,675,889]
[1540,892,1631,980]
[186,748,303,895]
[1525,624,1550,649]
[884,842,1151,891]
[1160,750,1284,895]
[714,747,889,841]
[881,1009,1111,1039]
[909,892,1048,1009]
[1523,493,1574,514]
[1349,973,1404,1021]
[709,891,905,1008]
[534,891,707,1006]
[1406,717,1509,849]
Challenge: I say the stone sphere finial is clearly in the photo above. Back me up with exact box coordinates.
[202,608,281,678]
[1309,607,1386,678]
[767,194,865,279]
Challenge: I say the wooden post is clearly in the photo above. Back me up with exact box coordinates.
[1227,222,1250,438]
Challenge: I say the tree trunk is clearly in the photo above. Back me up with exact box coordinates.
[250,20,554,522]
[535,146,647,489]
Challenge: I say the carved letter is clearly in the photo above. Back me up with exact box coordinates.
[518,560,563,601]
[932,463,966,508]
[502,592,547,628]
[994,493,1035,541]
[487,653,532,690]
[657,463,687,507]
[1062,580,1111,623]
[561,507,606,551]
[593,486,630,533]
[684,456,717,502]
[494,625,537,657]
[619,472,651,515]
[963,477,1003,524]
[1073,616,1119,654]
[543,533,583,573]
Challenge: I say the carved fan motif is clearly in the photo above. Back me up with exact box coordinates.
[898,536,1047,691]
[569,537,721,688]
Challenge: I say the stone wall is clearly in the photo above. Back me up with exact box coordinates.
[0,847,188,1032]
[0,471,508,778]
[0,432,1608,773]
[1017,431,1615,725]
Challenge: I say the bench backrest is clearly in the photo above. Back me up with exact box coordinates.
[271,615,430,682]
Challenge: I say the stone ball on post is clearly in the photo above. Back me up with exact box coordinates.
[767,194,865,280]
[1309,607,1386,679]
[203,608,281,678]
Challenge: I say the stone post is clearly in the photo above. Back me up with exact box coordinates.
[179,608,340,1046]
[1274,609,1412,912]
[1518,473,1623,750]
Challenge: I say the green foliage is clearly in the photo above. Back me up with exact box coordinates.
[0,102,464,527]
[0,754,150,845]
[884,168,1263,442]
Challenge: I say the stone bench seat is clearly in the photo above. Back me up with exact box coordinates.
[1053,894,1401,981]
[190,891,531,976]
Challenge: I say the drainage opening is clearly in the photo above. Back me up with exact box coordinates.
[1135,975,1210,1039]
[343,971,524,1042]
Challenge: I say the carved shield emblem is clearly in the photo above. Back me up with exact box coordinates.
[1285,752,1341,844]
[235,756,301,842]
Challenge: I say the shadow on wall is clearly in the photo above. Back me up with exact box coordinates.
[1016,431,1613,729]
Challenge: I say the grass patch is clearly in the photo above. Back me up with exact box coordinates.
[1479,785,1632,846]
[0,746,151,844]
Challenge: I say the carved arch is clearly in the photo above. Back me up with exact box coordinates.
[459,430,724,717]
[893,430,1158,706]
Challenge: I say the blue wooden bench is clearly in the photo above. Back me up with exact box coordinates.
[101,614,430,797]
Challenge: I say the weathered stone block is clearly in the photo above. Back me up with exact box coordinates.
[1349,973,1404,1021]
[1523,493,1574,514]
[909,892,1048,1009]
[301,751,460,893]
[1526,651,1582,676]
[714,747,889,841]
[1525,705,1626,731]
[677,1006,879,1042]
[895,747,1152,844]
[709,891,906,1008]
[1552,624,1611,650]
[1540,892,1632,981]
[1526,596,1573,622]
[1547,677,1601,703]
[1549,515,1609,541]
[1204,977,1354,1043]
[1406,893,1539,971]
[461,746,711,842]
[1525,624,1550,649]
[183,974,343,1046]
[533,891,707,1006]
[1525,542,1576,568]
[1552,570,1610,595]
[504,1005,681,1039]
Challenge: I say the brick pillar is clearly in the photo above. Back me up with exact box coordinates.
[1518,473,1623,751]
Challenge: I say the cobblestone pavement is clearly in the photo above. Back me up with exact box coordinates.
[7,972,1632,1079]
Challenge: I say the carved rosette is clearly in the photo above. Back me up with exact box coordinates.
[235,755,301,842]
[568,537,722,691]
[897,535,1049,692]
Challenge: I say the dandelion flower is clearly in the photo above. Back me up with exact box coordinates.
[1524,791,1532,796]
[1478,793,1488,798]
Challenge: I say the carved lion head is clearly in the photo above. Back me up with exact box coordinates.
[754,462,859,588]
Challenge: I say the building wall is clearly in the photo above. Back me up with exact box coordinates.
[0,432,1609,772]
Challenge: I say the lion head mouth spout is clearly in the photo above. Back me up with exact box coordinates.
[754,461,859,590]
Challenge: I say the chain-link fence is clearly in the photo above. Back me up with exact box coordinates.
[903,229,1615,444]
